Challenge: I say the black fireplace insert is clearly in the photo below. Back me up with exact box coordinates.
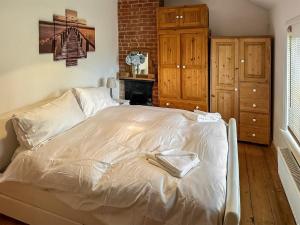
[124,80,154,106]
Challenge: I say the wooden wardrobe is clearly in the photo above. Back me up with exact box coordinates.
[211,37,272,145]
[157,5,209,111]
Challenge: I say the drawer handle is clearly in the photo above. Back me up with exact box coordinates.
[195,106,200,110]
[166,102,170,106]
[182,65,186,69]
[177,65,180,69]
[253,104,257,108]
[252,133,256,137]
[252,118,257,122]
[253,89,257,93]
[180,16,183,19]
[235,88,238,92]
[176,16,179,19]
[241,59,245,63]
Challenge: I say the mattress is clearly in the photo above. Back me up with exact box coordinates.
[0,106,229,225]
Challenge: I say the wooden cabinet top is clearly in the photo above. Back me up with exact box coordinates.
[157,5,209,29]
[158,4,208,10]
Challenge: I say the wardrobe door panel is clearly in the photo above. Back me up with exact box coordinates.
[213,90,236,122]
[158,32,181,99]
[240,38,271,83]
[179,6,208,28]
[211,38,239,122]
[157,8,179,29]
[182,69,206,101]
[181,29,208,104]
[159,34,179,65]
[159,68,181,98]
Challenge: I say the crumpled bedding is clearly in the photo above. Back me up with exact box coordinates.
[1,106,228,225]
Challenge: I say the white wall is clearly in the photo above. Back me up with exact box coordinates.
[269,0,300,147]
[165,0,270,36]
[0,0,118,114]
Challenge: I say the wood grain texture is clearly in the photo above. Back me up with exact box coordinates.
[179,6,209,28]
[158,32,181,99]
[181,29,208,103]
[158,28,209,112]
[211,37,272,145]
[239,38,271,83]
[239,143,296,225]
[157,5,208,29]
[0,143,296,225]
[210,38,239,123]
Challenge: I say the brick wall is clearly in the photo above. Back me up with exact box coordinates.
[118,0,164,106]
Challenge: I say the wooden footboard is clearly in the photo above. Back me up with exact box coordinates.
[224,118,240,225]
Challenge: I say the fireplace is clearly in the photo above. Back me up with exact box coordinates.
[125,80,154,106]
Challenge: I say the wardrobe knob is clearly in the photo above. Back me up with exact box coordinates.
[182,65,186,69]
[252,133,256,137]
[241,59,245,63]
[252,104,257,108]
[195,106,200,110]
[180,16,183,19]
[176,16,179,19]
[252,118,257,122]
[234,88,238,92]
[253,89,257,93]
[177,65,180,69]
[166,102,170,107]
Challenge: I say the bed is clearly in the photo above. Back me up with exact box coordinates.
[0,103,240,225]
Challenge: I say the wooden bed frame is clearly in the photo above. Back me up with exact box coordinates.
[0,104,240,225]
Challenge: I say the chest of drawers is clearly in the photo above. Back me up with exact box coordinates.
[211,37,272,145]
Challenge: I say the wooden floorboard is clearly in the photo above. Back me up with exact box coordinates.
[239,143,296,225]
[0,143,296,225]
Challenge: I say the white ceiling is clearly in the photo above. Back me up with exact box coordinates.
[248,0,279,10]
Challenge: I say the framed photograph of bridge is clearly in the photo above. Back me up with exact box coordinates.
[39,9,95,67]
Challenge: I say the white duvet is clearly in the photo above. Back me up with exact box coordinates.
[1,106,228,225]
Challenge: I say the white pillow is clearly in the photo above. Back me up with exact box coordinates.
[12,91,86,149]
[73,87,119,117]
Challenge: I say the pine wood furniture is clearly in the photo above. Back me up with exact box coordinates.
[157,5,209,29]
[157,5,209,111]
[211,37,272,145]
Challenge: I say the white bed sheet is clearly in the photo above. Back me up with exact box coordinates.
[0,106,228,225]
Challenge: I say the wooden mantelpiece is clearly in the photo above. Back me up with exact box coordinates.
[119,77,155,82]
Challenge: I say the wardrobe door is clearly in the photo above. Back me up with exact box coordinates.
[181,29,208,110]
[158,32,181,99]
[239,38,271,83]
[179,6,208,28]
[157,8,180,29]
[211,38,239,122]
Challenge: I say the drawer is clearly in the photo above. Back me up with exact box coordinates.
[160,99,208,111]
[240,112,269,128]
[239,126,270,145]
[240,98,269,113]
[240,82,269,99]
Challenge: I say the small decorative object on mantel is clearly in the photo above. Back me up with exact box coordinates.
[119,49,155,81]
[39,9,95,67]
[126,51,146,77]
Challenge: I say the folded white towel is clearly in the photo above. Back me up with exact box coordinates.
[146,150,200,178]
[194,110,221,122]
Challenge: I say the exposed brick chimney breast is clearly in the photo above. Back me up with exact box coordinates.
[118,0,164,105]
